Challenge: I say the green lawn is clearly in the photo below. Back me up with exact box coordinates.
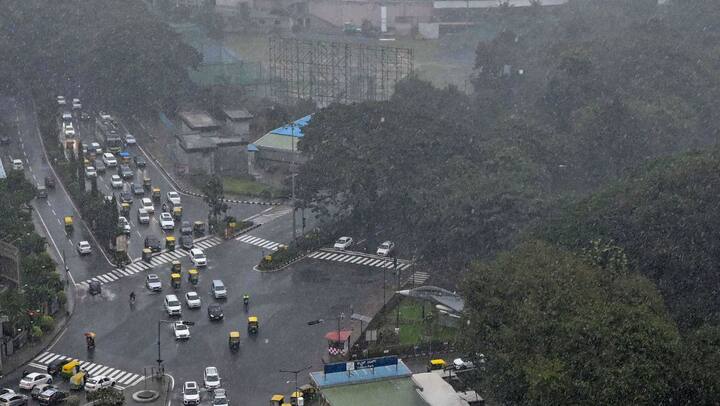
[222,176,277,198]
[378,298,458,345]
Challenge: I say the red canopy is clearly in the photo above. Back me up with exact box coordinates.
[324,330,352,342]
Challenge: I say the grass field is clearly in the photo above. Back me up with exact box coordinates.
[222,176,279,198]
[379,298,458,345]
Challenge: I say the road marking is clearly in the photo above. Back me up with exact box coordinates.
[235,234,282,251]
[307,250,414,271]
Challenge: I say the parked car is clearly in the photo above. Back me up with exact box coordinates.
[207,304,223,321]
[133,155,146,167]
[173,322,190,340]
[185,292,201,309]
[102,153,117,167]
[210,280,226,299]
[159,212,175,230]
[166,191,181,206]
[182,381,199,406]
[203,367,221,390]
[334,236,353,250]
[76,240,91,255]
[146,274,162,292]
[84,375,115,392]
[164,294,182,316]
[137,208,150,224]
[144,236,161,252]
[110,175,123,188]
[141,198,154,214]
[19,373,52,390]
[190,248,206,267]
[0,393,27,406]
[376,241,395,256]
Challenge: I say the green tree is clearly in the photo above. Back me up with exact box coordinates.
[462,240,680,405]
[202,176,228,229]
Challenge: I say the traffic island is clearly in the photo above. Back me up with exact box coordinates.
[131,390,160,403]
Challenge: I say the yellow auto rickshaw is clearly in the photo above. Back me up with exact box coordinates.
[427,358,447,372]
[120,202,130,217]
[173,206,182,220]
[142,248,153,263]
[61,360,81,378]
[143,176,152,189]
[152,187,161,203]
[83,158,90,167]
[69,370,87,390]
[188,268,199,285]
[165,236,176,251]
[229,331,240,351]
[290,391,303,405]
[171,260,182,273]
[270,395,285,406]
[171,273,181,289]
[248,316,259,334]
[64,216,73,233]
[299,384,318,401]
[193,221,205,236]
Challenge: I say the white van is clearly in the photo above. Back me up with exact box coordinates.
[164,294,182,316]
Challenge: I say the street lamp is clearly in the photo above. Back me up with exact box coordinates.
[279,365,312,403]
[156,319,194,374]
[308,313,346,352]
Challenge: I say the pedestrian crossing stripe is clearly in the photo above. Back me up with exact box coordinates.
[307,250,413,270]
[77,236,224,288]
[31,352,144,388]
[404,271,430,286]
[235,234,281,250]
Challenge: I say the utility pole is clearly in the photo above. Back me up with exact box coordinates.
[279,365,312,402]
[291,119,297,241]
[395,257,400,329]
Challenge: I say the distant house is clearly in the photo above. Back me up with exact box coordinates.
[177,111,221,135]
[218,108,253,139]
[248,115,312,171]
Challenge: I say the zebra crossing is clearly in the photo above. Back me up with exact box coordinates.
[235,234,282,251]
[405,271,430,286]
[77,236,223,288]
[306,250,413,270]
[29,352,144,389]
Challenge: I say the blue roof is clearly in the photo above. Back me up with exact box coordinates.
[247,144,259,152]
[269,115,312,138]
[310,360,412,389]
[200,42,242,65]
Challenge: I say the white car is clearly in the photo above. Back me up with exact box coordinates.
[141,198,155,214]
[118,216,131,234]
[99,111,111,120]
[212,389,228,406]
[452,358,475,370]
[146,274,162,292]
[173,322,190,340]
[102,153,117,167]
[334,236,353,250]
[85,166,97,178]
[185,292,201,309]
[183,381,200,405]
[203,367,221,390]
[165,294,182,316]
[90,142,102,154]
[190,248,206,267]
[376,241,395,256]
[76,241,91,255]
[166,191,181,206]
[159,212,175,230]
[64,127,75,137]
[84,375,115,392]
[11,159,23,171]
[124,134,136,145]
[61,112,72,122]
[110,175,123,188]
[137,208,150,224]
[57,96,66,106]
[19,373,52,390]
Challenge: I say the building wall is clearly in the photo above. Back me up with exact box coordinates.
[307,0,433,29]
[175,139,215,175]
[215,144,248,175]
[224,120,251,139]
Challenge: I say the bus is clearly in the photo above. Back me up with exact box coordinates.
[96,117,123,153]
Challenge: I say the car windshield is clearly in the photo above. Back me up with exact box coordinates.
[169,300,179,306]
[176,324,187,330]
[185,388,198,395]
[148,275,158,281]
[188,293,197,299]
[206,375,218,382]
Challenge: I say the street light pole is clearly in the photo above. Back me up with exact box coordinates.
[291,120,297,241]
[279,365,312,402]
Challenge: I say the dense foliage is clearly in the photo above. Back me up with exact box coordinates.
[0,0,200,112]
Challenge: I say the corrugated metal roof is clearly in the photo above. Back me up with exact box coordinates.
[253,132,301,152]
[269,115,312,137]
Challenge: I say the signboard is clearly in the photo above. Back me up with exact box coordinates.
[323,356,399,375]
[324,362,347,374]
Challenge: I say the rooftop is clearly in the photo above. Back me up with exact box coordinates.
[269,115,312,138]
[177,133,246,152]
[412,373,470,406]
[320,377,426,406]
[178,111,221,131]
[221,108,253,121]
[252,132,302,152]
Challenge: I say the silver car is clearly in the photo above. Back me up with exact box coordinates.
[0,393,27,406]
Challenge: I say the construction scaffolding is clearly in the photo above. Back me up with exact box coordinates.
[269,37,414,106]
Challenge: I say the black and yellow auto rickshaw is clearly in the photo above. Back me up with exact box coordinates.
[171,273,181,289]
[142,248,153,263]
[170,260,182,274]
[188,268,199,285]
[248,316,259,334]
[120,202,130,217]
[298,384,318,401]
[193,221,205,236]
[171,206,182,221]
[290,391,304,405]
[64,216,73,234]
[152,187,161,203]
[69,370,87,390]
[427,358,447,372]
[143,176,151,190]
[229,331,240,351]
[270,395,285,406]
[165,236,176,251]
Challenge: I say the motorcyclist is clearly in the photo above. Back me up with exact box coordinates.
[243,294,250,306]
[129,291,136,302]
[162,203,168,212]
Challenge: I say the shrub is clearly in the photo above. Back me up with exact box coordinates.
[38,315,54,332]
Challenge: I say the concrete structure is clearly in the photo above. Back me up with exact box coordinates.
[178,111,221,134]
[219,108,253,139]
[249,115,311,171]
